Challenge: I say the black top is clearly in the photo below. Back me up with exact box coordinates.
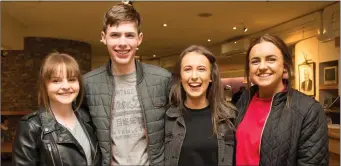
[178,105,218,166]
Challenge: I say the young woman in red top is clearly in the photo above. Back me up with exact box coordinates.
[235,34,328,166]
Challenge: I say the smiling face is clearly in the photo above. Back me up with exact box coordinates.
[46,64,80,106]
[249,41,286,91]
[101,21,143,69]
[180,52,212,102]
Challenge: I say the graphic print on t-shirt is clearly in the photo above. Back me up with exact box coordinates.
[111,72,149,165]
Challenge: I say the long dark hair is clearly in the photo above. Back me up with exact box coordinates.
[245,34,293,106]
[169,45,236,134]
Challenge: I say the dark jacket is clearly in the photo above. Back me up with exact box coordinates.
[82,60,172,165]
[12,108,101,166]
[236,85,328,166]
[165,106,235,166]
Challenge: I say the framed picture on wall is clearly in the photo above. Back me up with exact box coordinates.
[298,62,315,96]
[323,66,338,85]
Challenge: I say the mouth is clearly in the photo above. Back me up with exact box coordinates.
[57,92,74,96]
[258,73,272,78]
[188,82,202,90]
[115,50,130,56]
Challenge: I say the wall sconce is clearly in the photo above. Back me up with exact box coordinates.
[242,23,248,32]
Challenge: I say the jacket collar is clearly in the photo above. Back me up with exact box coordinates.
[166,106,186,127]
[105,59,143,84]
[39,108,96,154]
[166,106,181,118]
[246,81,289,106]
[39,108,60,134]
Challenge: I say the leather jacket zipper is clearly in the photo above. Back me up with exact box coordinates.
[47,144,56,166]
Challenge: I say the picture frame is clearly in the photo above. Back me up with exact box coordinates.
[298,62,315,96]
[323,66,338,85]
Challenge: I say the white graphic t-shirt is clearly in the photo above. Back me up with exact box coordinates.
[111,72,149,165]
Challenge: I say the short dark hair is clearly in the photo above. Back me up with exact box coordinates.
[102,3,142,33]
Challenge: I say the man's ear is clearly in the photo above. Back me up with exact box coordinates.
[138,32,143,46]
[101,31,107,45]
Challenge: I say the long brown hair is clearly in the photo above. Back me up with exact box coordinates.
[38,52,84,111]
[245,34,293,106]
[169,45,236,134]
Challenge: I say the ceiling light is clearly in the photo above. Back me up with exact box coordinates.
[153,55,156,58]
[234,41,237,44]
[233,27,237,30]
[208,39,211,42]
[198,12,213,18]
[163,23,167,27]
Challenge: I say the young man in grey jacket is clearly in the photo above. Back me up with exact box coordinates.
[82,2,172,165]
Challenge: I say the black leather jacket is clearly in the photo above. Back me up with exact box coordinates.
[12,108,101,166]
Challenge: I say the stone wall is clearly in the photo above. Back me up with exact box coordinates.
[1,37,92,111]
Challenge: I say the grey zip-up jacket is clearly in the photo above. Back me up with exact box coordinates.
[82,60,172,165]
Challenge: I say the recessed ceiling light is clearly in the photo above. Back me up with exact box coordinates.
[198,12,213,18]
[208,39,211,42]
[153,55,156,58]
[233,27,237,30]
[234,41,237,44]
[163,24,167,27]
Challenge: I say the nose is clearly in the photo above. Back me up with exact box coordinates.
[60,80,70,90]
[118,36,127,48]
[190,71,198,80]
[258,60,267,71]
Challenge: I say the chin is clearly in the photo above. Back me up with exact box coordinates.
[55,98,75,105]
[113,57,134,65]
[187,93,205,99]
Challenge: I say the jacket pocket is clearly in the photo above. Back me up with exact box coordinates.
[152,96,167,108]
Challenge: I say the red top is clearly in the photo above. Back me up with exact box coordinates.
[236,93,272,166]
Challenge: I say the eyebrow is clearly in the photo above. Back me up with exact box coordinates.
[266,55,277,58]
[251,54,277,59]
